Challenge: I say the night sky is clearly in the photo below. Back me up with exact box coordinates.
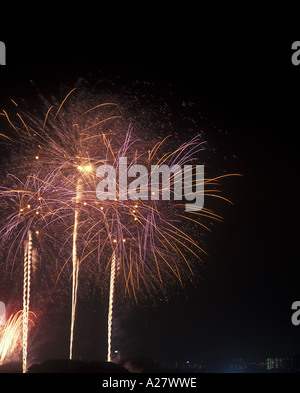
[0,14,299,367]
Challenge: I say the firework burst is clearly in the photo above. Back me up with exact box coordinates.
[0,83,240,363]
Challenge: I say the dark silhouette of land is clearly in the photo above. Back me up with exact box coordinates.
[0,359,129,373]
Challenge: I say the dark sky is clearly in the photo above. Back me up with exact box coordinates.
[0,15,299,365]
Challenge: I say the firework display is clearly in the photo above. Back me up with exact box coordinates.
[0,85,238,371]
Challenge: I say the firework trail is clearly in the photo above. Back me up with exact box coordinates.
[0,173,61,368]
[69,178,82,360]
[23,230,32,373]
[107,249,116,362]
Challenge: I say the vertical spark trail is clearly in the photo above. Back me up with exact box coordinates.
[69,178,83,360]
[23,230,32,373]
[107,249,116,362]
